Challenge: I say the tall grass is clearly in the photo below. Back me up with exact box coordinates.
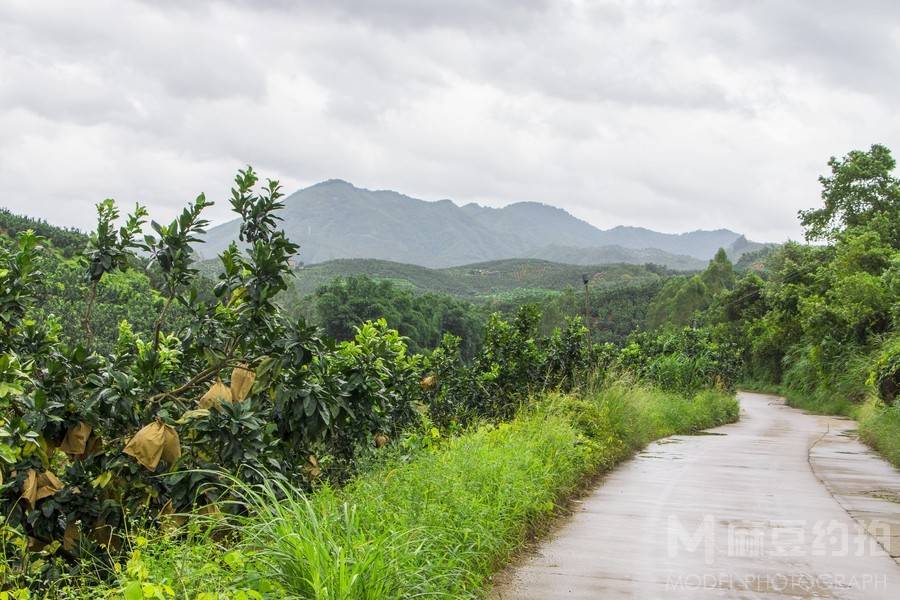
[858,400,900,468]
[90,383,738,600]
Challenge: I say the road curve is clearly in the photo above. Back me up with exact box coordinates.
[491,392,900,599]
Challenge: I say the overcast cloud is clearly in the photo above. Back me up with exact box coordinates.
[2,0,899,242]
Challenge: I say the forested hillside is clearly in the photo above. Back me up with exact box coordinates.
[0,209,87,257]
[280,257,668,298]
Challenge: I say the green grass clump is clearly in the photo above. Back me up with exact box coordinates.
[92,384,737,600]
[858,400,900,468]
[780,386,860,418]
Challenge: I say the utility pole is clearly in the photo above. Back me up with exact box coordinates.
[581,273,593,354]
[581,273,590,325]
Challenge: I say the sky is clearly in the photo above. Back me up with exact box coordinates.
[2,0,899,243]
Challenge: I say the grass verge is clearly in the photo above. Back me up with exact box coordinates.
[858,400,900,468]
[83,383,738,600]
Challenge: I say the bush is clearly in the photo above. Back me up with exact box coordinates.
[869,333,900,404]
[0,171,429,592]
[617,328,742,395]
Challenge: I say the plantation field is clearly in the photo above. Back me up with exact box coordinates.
[282,257,668,300]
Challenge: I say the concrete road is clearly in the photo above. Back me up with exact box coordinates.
[491,392,900,599]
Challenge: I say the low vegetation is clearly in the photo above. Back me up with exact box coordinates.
[86,383,738,599]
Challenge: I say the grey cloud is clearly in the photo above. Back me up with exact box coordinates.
[0,2,266,105]
[210,0,554,32]
[690,0,900,103]
[1,0,899,243]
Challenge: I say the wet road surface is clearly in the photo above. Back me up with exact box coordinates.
[491,392,900,599]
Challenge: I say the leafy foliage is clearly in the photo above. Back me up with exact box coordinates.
[0,171,424,592]
[310,275,485,358]
[800,143,900,246]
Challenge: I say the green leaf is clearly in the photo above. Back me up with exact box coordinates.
[123,581,143,600]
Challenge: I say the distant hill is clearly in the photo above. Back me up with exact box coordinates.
[726,234,775,260]
[283,257,667,300]
[199,179,761,269]
[0,208,87,257]
[590,226,748,260]
[526,244,706,271]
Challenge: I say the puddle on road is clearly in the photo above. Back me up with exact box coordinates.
[864,489,900,503]
[688,431,727,436]
[639,452,683,460]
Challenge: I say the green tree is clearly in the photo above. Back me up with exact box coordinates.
[312,275,485,358]
[800,143,900,246]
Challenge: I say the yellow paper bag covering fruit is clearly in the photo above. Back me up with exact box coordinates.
[199,378,232,409]
[123,421,181,471]
[59,422,92,455]
[63,521,80,552]
[304,454,322,478]
[21,468,64,509]
[230,364,255,402]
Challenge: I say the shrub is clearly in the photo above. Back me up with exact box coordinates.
[0,171,427,591]
[869,333,900,404]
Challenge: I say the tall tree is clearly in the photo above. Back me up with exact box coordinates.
[800,144,900,246]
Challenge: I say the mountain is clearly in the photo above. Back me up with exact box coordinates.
[591,226,748,260]
[199,179,757,269]
[726,234,774,260]
[200,180,511,267]
[459,201,605,249]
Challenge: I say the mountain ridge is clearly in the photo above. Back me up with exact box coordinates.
[199,179,762,269]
